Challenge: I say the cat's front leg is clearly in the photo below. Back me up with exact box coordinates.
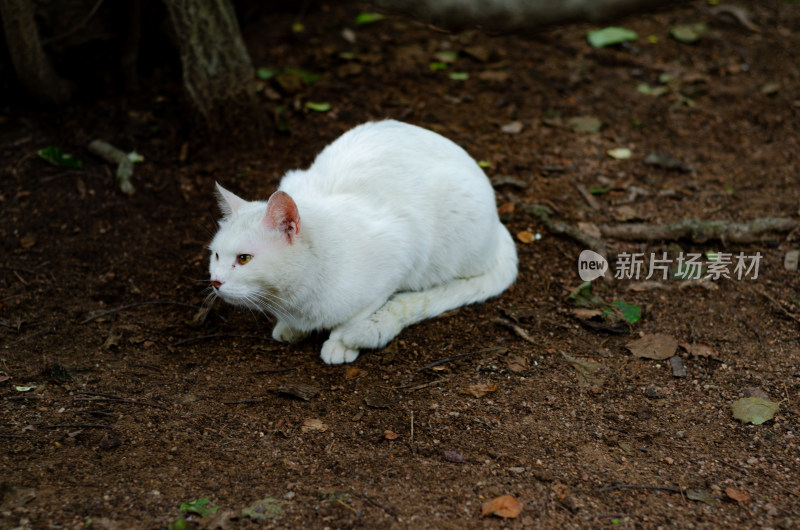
[320,334,360,365]
[272,321,309,344]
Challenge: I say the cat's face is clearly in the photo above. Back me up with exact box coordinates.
[208,184,301,312]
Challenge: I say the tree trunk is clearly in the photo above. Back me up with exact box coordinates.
[374,0,680,32]
[0,0,73,104]
[162,0,262,135]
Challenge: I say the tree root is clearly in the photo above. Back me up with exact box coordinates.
[88,140,135,195]
[598,217,797,244]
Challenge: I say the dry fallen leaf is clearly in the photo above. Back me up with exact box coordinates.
[506,355,528,373]
[517,230,536,243]
[301,418,327,433]
[497,202,515,215]
[459,383,499,398]
[481,494,522,518]
[627,334,678,360]
[572,308,603,319]
[679,342,718,359]
[345,366,362,379]
[443,450,465,463]
[383,430,400,440]
[277,384,320,401]
[725,488,750,503]
[19,233,37,249]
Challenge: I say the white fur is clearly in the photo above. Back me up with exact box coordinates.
[209,120,518,364]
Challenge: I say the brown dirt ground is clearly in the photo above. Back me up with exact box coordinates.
[2,1,800,528]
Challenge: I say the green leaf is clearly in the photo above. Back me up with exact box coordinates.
[603,300,641,324]
[37,146,83,168]
[587,27,638,48]
[435,50,458,62]
[588,186,611,195]
[179,498,218,517]
[731,397,779,425]
[305,101,332,112]
[567,281,606,308]
[256,67,277,80]
[355,13,385,25]
[15,385,36,392]
[283,68,320,84]
[429,61,448,71]
[670,23,708,44]
[636,83,669,97]
[167,519,189,530]
[273,105,290,132]
[477,160,491,168]
[127,151,144,163]
[448,72,469,81]
[606,147,632,160]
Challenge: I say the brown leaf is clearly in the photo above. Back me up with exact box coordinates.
[561,353,606,388]
[383,430,400,440]
[102,331,122,350]
[627,334,678,360]
[572,308,603,319]
[725,488,750,503]
[517,230,536,243]
[443,450,465,463]
[506,355,527,373]
[345,367,362,379]
[364,393,393,409]
[497,202,515,215]
[277,384,320,401]
[301,418,327,433]
[459,383,498,398]
[19,233,37,249]
[481,494,522,518]
[679,342,718,359]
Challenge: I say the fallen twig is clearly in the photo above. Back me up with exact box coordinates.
[220,399,264,405]
[172,334,276,347]
[521,203,607,257]
[73,392,169,411]
[599,217,796,244]
[355,492,398,518]
[492,317,536,345]
[81,300,199,324]
[41,423,113,430]
[415,347,504,372]
[88,139,135,194]
[738,318,764,348]
[752,287,800,326]
[595,483,683,494]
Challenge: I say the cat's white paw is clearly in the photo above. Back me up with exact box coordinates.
[320,338,360,364]
[272,321,309,344]
[339,316,401,350]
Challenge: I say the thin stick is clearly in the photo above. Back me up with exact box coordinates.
[574,183,601,210]
[41,424,113,430]
[355,493,398,518]
[595,483,683,494]
[172,334,276,347]
[252,366,298,375]
[738,318,763,348]
[72,396,169,411]
[752,287,800,325]
[337,499,358,515]
[81,300,199,324]
[492,317,536,345]
[220,399,264,405]
[415,347,502,372]
[410,410,414,443]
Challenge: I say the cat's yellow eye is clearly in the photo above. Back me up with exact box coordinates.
[237,254,252,265]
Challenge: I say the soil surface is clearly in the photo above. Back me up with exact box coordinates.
[2,2,799,528]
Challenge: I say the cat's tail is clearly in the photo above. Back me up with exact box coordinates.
[336,223,518,350]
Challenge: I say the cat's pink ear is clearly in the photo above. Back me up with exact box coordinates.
[265,191,300,242]
[215,182,248,217]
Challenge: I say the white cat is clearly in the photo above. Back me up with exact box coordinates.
[208,120,518,364]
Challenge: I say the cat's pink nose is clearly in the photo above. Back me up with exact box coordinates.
[210,280,223,289]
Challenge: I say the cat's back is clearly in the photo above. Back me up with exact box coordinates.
[280,120,486,199]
